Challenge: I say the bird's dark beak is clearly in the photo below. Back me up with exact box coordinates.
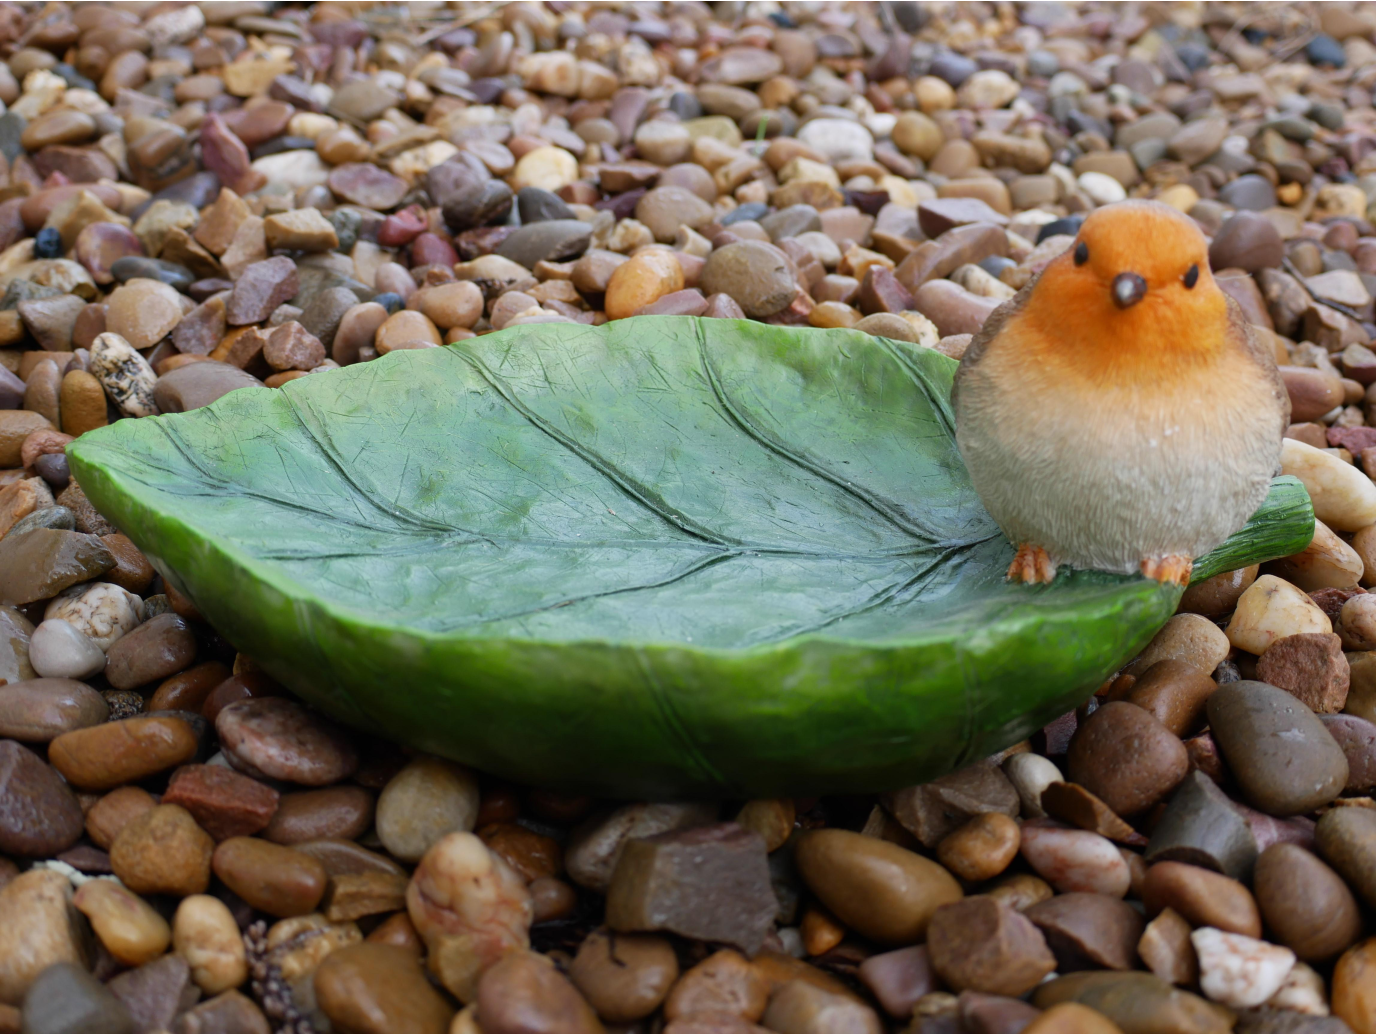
[1112,272,1147,309]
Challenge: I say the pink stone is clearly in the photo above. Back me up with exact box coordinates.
[377,205,427,247]
[1018,821,1131,897]
[75,223,144,284]
[410,232,457,268]
[326,163,408,210]
[635,288,707,316]
[199,113,266,197]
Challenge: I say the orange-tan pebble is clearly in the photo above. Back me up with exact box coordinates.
[414,281,483,331]
[1334,938,1376,1034]
[605,250,685,320]
[375,310,442,355]
[809,301,860,329]
[59,369,106,437]
[72,879,171,966]
[936,812,1021,882]
[173,894,249,994]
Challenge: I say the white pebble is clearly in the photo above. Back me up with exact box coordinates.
[1267,961,1329,1016]
[44,581,142,649]
[1078,171,1127,205]
[1002,753,1063,818]
[29,619,105,680]
[1282,438,1376,532]
[797,118,874,163]
[1192,927,1296,1009]
[1225,574,1332,655]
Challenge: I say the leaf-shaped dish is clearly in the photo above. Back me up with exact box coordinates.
[69,316,1313,798]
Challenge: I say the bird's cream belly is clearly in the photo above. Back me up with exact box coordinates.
[955,369,1280,574]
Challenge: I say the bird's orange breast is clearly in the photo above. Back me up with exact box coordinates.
[1009,252,1234,390]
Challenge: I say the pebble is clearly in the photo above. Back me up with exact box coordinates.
[26,619,103,682]
[1192,928,1296,1009]
[375,754,479,863]
[1066,701,1188,816]
[936,812,1020,882]
[1282,438,1376,531]
[607,823,776,955]
[20,962,134,1034]
[794,828,963,945]
[314,943,454,1034]
[43,581,141,650]
[109,803,214,897]
[762,979,883,1034]
[1033,971,1229,1034]
[0,677,106,742]
[1020,824,1131,897]
[1143,861,1263,937]
[162,763,279,841]
[1315,806,1376,909]
[1138,907,1199,988]
[1145,770,1258,882]
[1003,752,1064,818]
[0,738,83,857]
[227,257,299,325]
[1207,682,1349,816]
[104,612,195,689]
[212,836,328,917]
[105,280,181,351]
[1333,939,1376,1034]
[663,948,767,1022]
[1208,212,1284,272]
[107,955,197,1034]
[1025,892,1144,972]
[1253,843,1362,962]
[569,930,679,1023]
[72,878,170,966]
[172,894,247,994]
[0,868,86,1005]
[605,250,685,320]
[405,831,533,1002]
[263,786,373,845]
[477,950,603,1034]
[215,697,357,786]
[699,241,798,318]
[564,802,714,894]
[927,896,1057,996]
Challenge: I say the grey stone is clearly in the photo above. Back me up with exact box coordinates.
[297,286,357,349]
[516,187,574,224]
[1145,769,1259,881]
[495,220,592,269]
[21,962,134,1034]
[1207,681,1349,817]
[760,204,823,242]
[109,953,200,1034]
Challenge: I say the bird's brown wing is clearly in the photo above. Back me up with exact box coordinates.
[950,271,1040,410]
[1223,295,1292,444]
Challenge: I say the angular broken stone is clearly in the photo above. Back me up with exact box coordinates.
[227,256,299,325]
[1146,770,1259,882]
[605,822,775,955]
[881,761,1020,847]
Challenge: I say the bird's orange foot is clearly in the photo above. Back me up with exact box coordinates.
[1141,554,1193,586]
[1007,544,1057,584]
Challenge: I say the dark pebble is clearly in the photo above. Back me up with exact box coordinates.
[1037,216,1084,242]
[110,257,193,291]
[32,227,61,259]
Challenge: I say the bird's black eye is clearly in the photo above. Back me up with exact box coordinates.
[1074,242,1088,266]
[1183,264,1199,289]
